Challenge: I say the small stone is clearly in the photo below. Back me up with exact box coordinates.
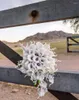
[27,92,30,95]
[11,89,19,93]
[25,90,31,95]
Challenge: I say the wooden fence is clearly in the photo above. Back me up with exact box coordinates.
[0,0,79,99]
[67,36,79,53]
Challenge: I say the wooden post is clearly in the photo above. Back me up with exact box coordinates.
[67,37,69,52]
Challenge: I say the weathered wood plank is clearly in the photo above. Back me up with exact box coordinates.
[49,71,79,93]
[0,0,79,28]
[68,50,79,53]
[67,37,69,52]
[0,67,79,94]
[0,41,22,65]
[69,44,79,46]
[70,38,79,44]
[0,67,33,86]
[49,90,78,100]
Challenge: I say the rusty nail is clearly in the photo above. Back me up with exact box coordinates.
[30,10,39,18]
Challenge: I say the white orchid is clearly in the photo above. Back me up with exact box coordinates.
[17,42,58,97]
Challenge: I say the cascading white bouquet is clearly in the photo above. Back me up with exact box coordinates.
[17,42,58,97]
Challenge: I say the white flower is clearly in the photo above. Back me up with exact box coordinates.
[38,81,48,97]
[17,42,58,97]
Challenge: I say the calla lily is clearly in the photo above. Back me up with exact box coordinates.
[17,42,58,97]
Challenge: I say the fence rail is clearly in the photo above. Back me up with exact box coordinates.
[0,67,79,94]
[0,0,79,28]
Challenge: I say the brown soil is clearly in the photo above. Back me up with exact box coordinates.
[0,82,79,100]
[0,54,79,71]
[0,82,58,100]
[57,54,79,71]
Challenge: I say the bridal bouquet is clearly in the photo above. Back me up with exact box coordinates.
[17,42,57,97]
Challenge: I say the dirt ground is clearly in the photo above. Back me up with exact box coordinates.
[0,54,79,100]
[0,54,79,71]
[0,82,58,100]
